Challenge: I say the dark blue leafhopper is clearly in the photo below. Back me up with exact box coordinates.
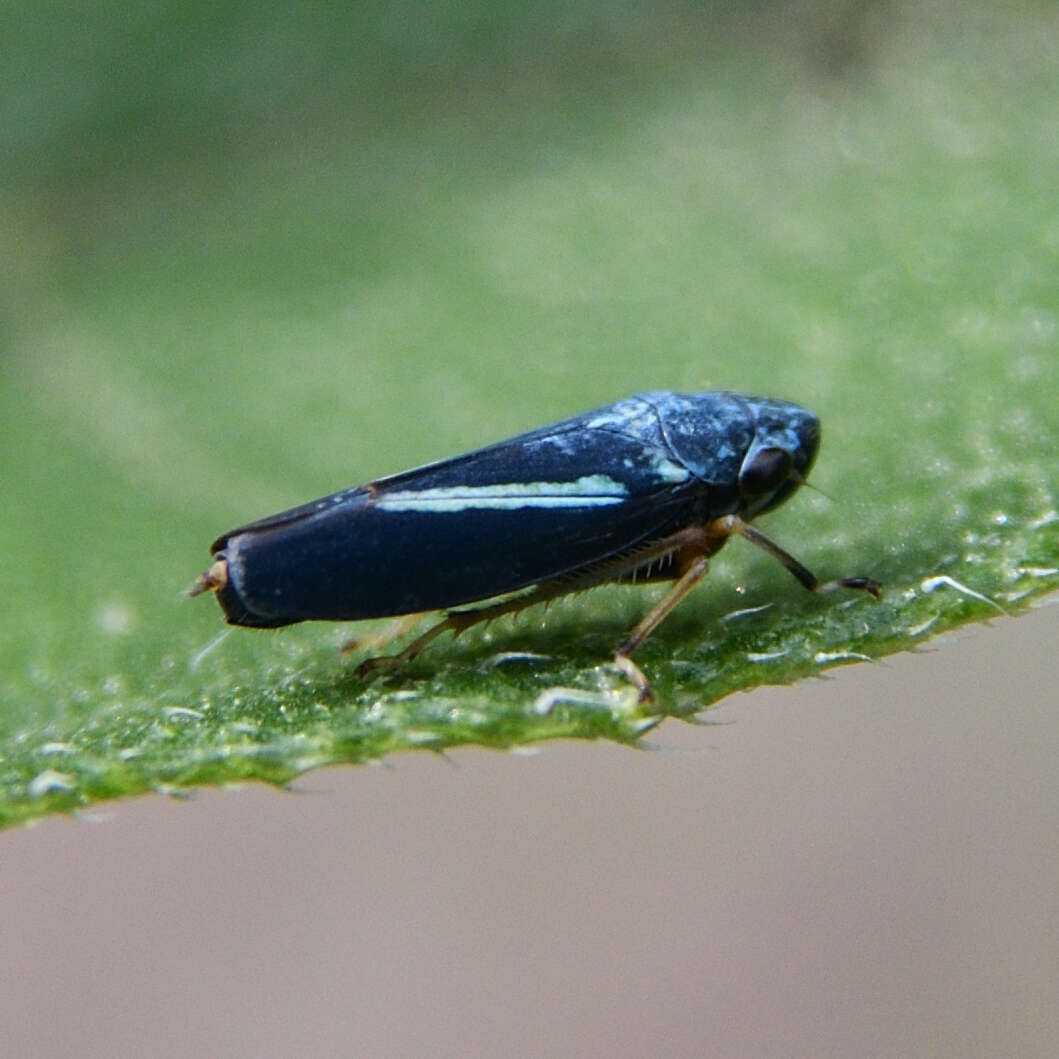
[191,391,880,697]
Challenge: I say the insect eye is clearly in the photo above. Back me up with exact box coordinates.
[739,447,793,497]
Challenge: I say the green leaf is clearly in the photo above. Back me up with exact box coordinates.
[3,3,1057,828]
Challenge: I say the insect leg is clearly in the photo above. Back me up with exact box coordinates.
[718,515,882,597]
[614,556,711,702]
[341,613,425,655]
[355,615,457,676]
[353,577,589,678]
[355,527,712,680]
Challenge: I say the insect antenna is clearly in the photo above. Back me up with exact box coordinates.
[793,470,833,502]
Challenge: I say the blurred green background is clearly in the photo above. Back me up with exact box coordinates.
[3,1,1057,825]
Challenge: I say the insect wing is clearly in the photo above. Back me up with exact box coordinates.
[219,398,701,624]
